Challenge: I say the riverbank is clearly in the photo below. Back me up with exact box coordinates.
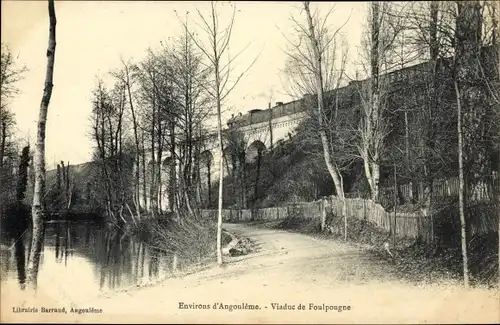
[102,222,257,298]
[0,220,256,315]
[124,216,232,266]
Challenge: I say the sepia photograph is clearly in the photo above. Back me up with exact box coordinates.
[0,0,499,323]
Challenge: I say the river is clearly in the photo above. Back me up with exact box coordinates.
[0,221,184,303]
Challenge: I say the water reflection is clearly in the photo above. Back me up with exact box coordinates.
[0,221,185,302]
[14,237,26,289]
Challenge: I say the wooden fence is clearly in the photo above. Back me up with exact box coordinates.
[379,174,499,208]
[201,196,434,243]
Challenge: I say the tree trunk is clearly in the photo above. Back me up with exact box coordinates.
[206,161,211,207]
[150,93,156,217]
[240,154,246,209]
[195,136,202,207]
[370,161,380,202]
[340,173,347,240]
[141,132,148,211]
[303,1,344,199]
[169,121,176,213]
[242,157,247,209]
[0,120,6,168]
[320,130,345,198]
[362,148,380,202]
[27,0,56,289]
[367,1,382,203]
[455,1,487,202]
[211,5,224,265]
[454,80,470,288]
[496,0,500,289]
[404,109,412,202]
[176,158,185,215]
[156,121,163,215]
[216,85,224,266]
[253,150,262,202]
[422,0,440,242]
[123,63,141,216]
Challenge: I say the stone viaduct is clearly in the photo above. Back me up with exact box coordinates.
[141,97,311,211]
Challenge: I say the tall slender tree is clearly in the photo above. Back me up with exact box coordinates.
[188,1,257,265]
[27,0,56,289]
[112,59,142,218]
[282,2,352,199]
[355,2,406,202]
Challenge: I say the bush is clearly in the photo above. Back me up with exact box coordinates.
[128,215,232,265]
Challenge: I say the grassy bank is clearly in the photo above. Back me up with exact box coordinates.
[126,216,233,267]
[253,213,498,289]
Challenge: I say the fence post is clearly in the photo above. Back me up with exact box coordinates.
[276,207,279,220]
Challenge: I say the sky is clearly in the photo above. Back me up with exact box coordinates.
[1,1,366,169]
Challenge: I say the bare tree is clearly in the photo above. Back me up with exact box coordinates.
[0,43,26,215]
[0,42,27,202]
[397,0,498,286]
[454,77,469,287]
[89,78,132,224]
[111,59,143,218]
[188,1,258,265]
[162,21,213,217]
[453,0,494,287]
[355,2,406,202]
[0,43,27,111]
[136,50,163,217]
[282,2,351,200]
[27,0,56,289]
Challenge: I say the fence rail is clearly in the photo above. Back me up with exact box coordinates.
[201,173,499,245]
[201,196,434,243]
[379,174,499,208]
[201,175,499,244]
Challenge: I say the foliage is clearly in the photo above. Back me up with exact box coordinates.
[217,134,344,208]
[1,145,31,238]
[16,146,30,202]
[0,43,27,215]
[128,215,230,265]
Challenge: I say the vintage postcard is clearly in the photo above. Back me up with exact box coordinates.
[1,0,499,324]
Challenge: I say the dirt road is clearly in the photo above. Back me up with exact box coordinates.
[2,223,499,323]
